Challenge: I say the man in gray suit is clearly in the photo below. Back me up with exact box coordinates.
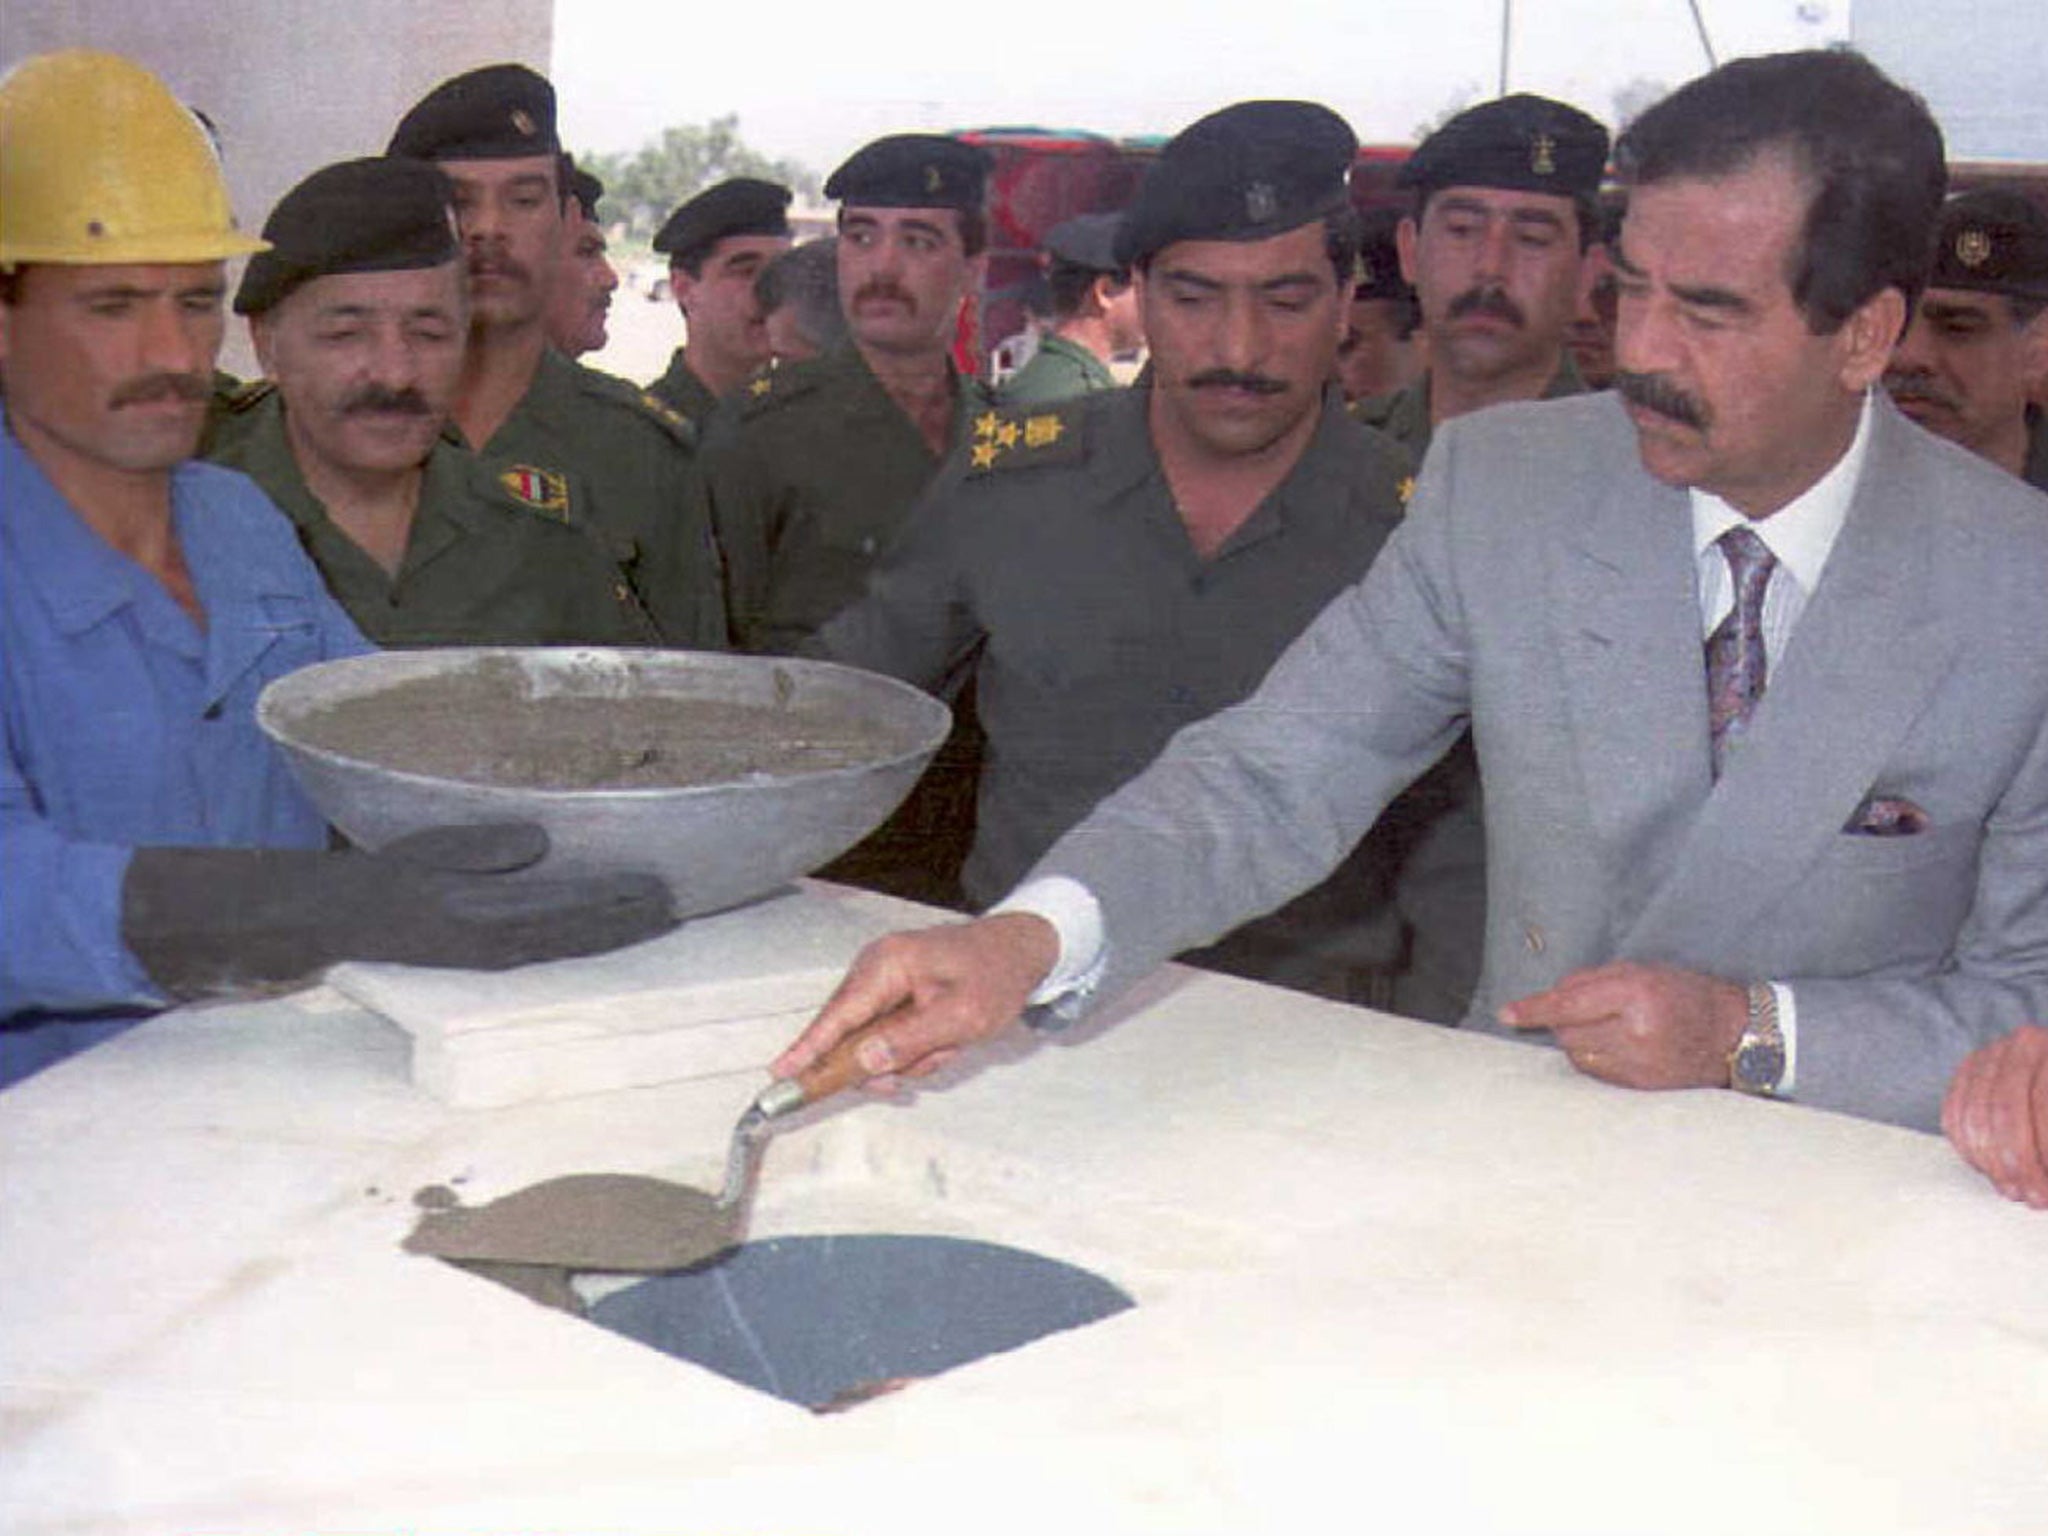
[776,51,2048,1135]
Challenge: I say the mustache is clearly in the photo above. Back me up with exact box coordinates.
[341,384,434,418]
[1447,285,1526,327]
[1883,371,1958,413]
[1187,368,1287,395]
[467,252,530,283]
[1615,369,1711,431]
[852,278,914,307]
[109,372,210,408]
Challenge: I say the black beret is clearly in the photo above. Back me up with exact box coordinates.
[824,134,990,212]
[1398,93,1609,204]
[388,63,559,162]
[234,157,458,315]
[652,177,793,260]
[1928,189,2048,301]
[1043,211,1125,274]
[1115,101,1356,267]
[564,157,604,220]
[1354,206,1412,302]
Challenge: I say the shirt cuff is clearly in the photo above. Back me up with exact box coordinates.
[989,875,1107,1022]
[1774,981,1798,1097]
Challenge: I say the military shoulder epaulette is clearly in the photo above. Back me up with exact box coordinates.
[222,378,276,415]
[964,400,1087,475]
[734,359,829,420]
[569,360,697,448]
[1348,392,1396,429]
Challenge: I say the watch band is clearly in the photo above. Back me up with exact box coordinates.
[1729,980,1786,1096]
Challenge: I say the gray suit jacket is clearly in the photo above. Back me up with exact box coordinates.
[1038,391,2048,1130]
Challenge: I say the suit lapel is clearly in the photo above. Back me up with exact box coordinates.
[1620,402,1958,963]
[1550,465,1713,921]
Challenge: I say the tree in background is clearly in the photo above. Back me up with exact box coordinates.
[581,115,817,239]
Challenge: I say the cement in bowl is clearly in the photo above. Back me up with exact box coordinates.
[584,1233,1135,1411]
[257,648,951,921]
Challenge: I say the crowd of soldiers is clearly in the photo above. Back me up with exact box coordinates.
[3,46,2047,1205]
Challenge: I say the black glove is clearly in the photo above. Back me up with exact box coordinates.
[121,823,677,1000]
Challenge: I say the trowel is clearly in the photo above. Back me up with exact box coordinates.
[403,1022,883,1275]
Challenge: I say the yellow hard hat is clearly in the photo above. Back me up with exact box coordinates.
[0,49,268,267]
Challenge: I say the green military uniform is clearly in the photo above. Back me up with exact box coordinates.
[209,388,658,647]
[469,348,726,649]
[816,383,1418,1000]
[1351,358,1590,1023]
[695,340,994,653]
[2025,404,2048,495]
[1352,354,1587,465]
[646,347,725,429]
[999,333,1117,408]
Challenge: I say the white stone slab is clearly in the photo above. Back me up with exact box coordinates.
[5,886,2046,1534]
[323,882,913,1106]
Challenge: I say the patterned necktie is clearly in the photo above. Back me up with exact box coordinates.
[1704,524,1777,777]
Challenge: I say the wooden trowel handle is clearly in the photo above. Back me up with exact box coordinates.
[794,1018,892,1104]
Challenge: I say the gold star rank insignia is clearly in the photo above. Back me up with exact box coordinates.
[995,420,1021,449]
[1398,475,1416,506]
[971,441,999,469]
[974,410,1001,439]
[1023,414,1064,448]
[748,374,773,397]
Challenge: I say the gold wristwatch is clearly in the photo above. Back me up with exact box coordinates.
[1729,981,1785,1096]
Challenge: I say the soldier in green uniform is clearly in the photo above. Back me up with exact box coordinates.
[386,64,724,649]
[1884,188,2048,495]
[694,133,995,653]
[1333,207,1422,403]
[544,157,619,360]
[648,178,793,425]
[999,211,1140,407]
[1353,92,1612,1024]
[814,102,1418,1001]
[209,157,658,648]
[1353,93,1609,462]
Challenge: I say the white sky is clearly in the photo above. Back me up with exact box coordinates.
[554,0,1847,176]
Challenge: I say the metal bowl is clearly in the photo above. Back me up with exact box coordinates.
[257,648,950,920]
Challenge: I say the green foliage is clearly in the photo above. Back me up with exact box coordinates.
[579,114,817,236]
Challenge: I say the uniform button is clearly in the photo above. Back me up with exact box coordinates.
[615,584,632,603]
[201,702,224,721]
[860,536,877,556]
[1522,923,1546,955]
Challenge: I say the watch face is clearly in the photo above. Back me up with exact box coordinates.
[1735,1039,1785,1092]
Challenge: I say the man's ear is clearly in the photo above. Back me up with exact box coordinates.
[1838,285,1909,393]
[1394,216,1421,287]
[2019,305,2048,392]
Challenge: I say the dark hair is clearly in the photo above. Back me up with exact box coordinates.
[1614,49,1946,335]
[1135,206,1362,287]
[1411,186,1602,251]
[755,238,847,352]
[1045,257,1131,320]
